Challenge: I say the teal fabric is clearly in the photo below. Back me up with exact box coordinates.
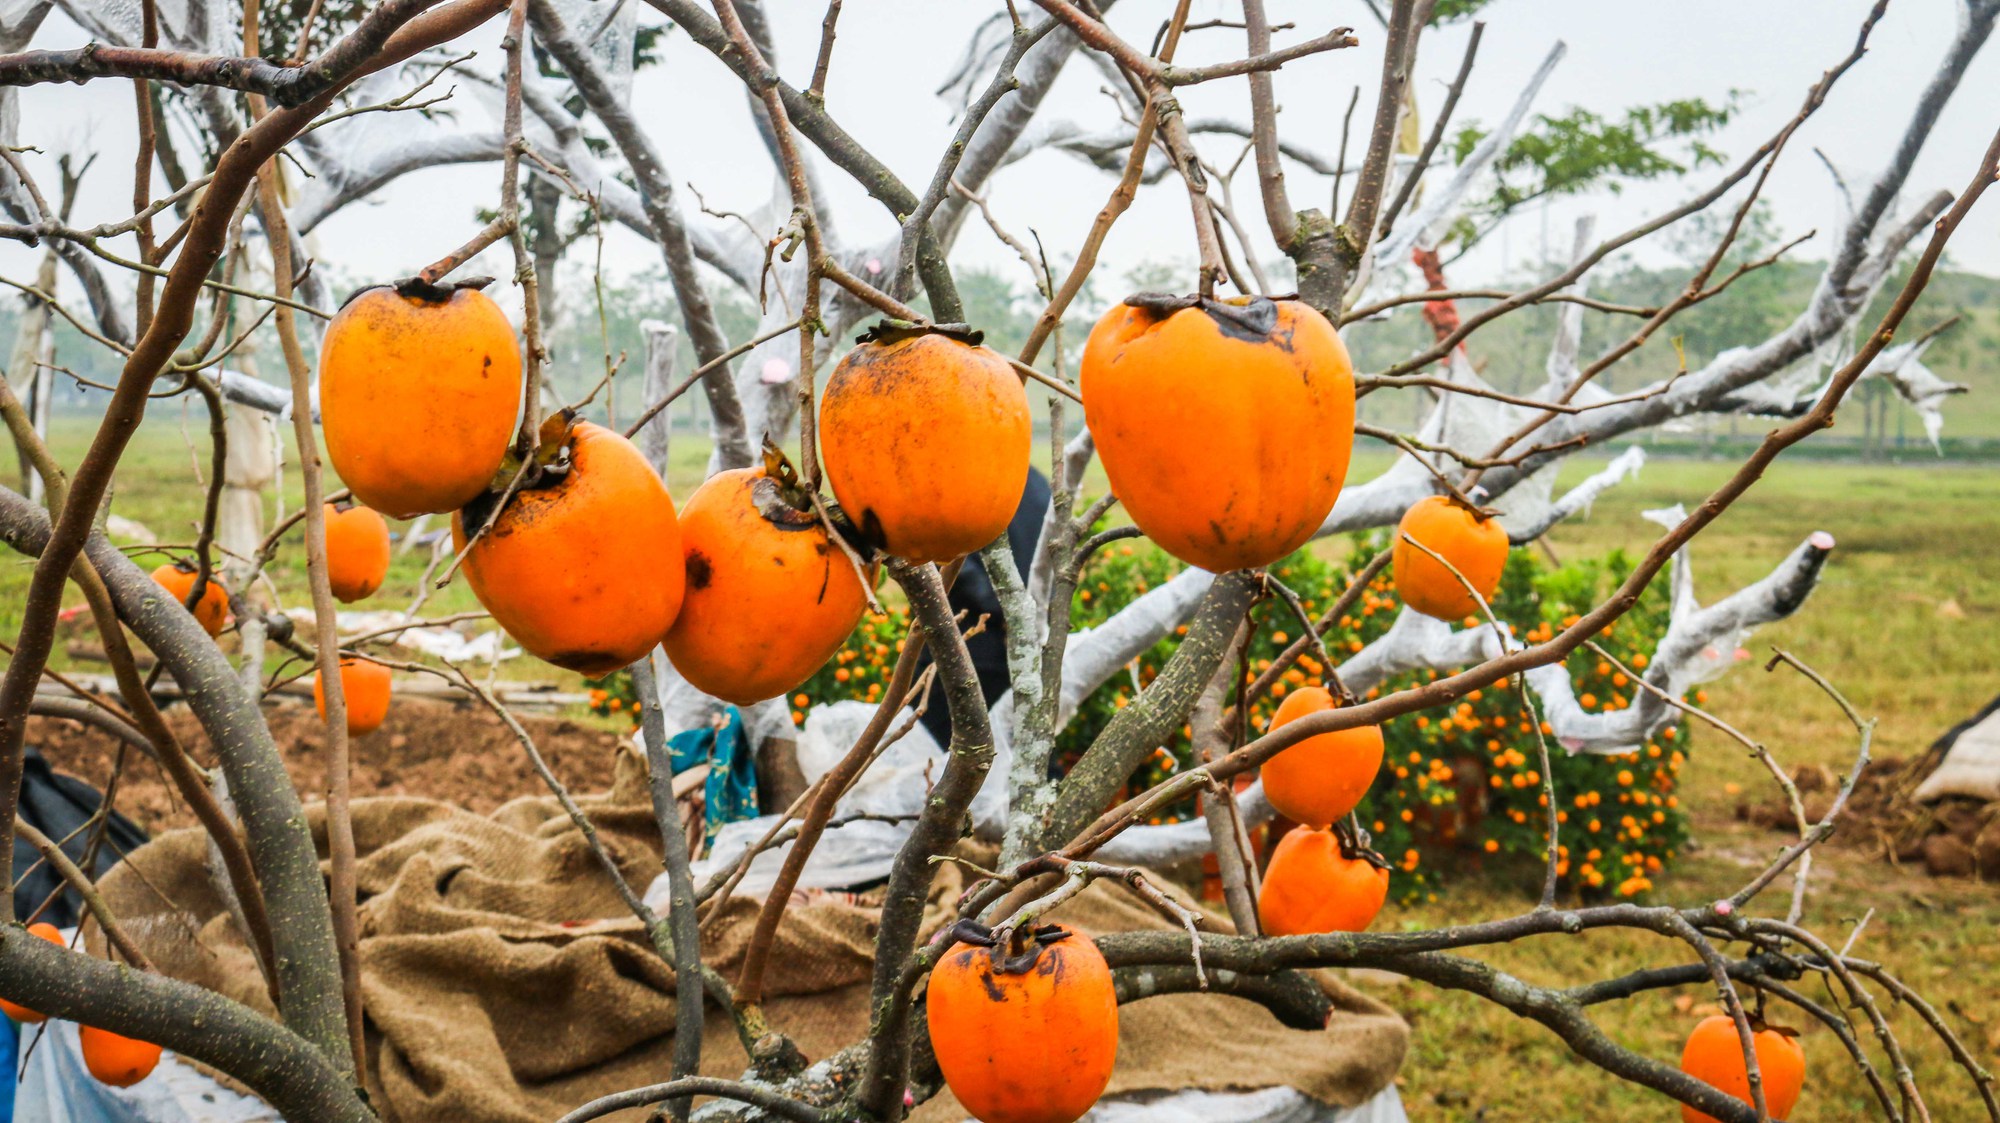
[668,707,760,846]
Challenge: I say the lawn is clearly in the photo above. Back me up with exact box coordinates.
[1364,451,2000,1121]
[5,416,1997,1120]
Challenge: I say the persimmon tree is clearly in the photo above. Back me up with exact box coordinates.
[0,0,1996,1121]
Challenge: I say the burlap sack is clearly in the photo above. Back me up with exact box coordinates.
[95,748,1405,1122]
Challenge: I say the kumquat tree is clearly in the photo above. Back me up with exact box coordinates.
[0,0,1997,1120]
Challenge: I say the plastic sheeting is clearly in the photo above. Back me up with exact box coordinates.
[1082,1084,1407,1123]
[654,701,944,909]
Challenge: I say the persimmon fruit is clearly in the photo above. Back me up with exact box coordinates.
[662,453,867,705]
[1679,1014,1805,1123]
[454,420,684,677]
[927,924,1119,1123]
[316,657,393,736]
[80,1024,163,1088]
[324,502,391,603]
[150,561,229,637]
[1257,827,1390,937]
[1261,686,1384,829]
[1391,495,1509,621]
[320,280,522,519]
[820,324,1030,563]
[0,922,65,1024]
[1081,294,1355,573]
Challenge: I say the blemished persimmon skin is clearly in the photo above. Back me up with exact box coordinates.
[1261,687,1385,829]
[820,330,1030,563]
[662,468,867,705]
[1391,495,1510,621]
[1257,827,1390,937]
[324,503,391,603]
[321,285,522,519]
[80,1024,164,1088]
[316,657,393,736]
[0,922,64,1023]
[1680,1015,1805,1123]
[150,563,229,637]
[454,422,684,677]
[926,926,1119,1123]
[1080,297,1355,573]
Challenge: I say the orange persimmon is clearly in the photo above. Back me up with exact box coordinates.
[927,925,1118,1123]
[1391,495,1509,621]
[315,657,393,736]
[1257,827,1389,937]
[1679,1014,1805,1123]
[320,281,522,519]
[454,421,683,677]
[0,922,65,1024]
[820,324,1030,563]
[324,502,391,603]
[663,458,866,705]
[1261,686,1384,829]
[1081,295,1355,572]
[150,562,229,637]
[80,1024,163,1088]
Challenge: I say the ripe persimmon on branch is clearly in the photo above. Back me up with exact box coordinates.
[2,0,1998,1121]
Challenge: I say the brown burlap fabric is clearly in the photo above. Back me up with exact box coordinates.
[95,750,1406,1122]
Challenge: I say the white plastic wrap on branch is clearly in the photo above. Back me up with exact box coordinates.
[640,645,789,745]
[646,700,946,908]
[1866,337,1966,447]
[1057,566,1215,724]
[636,320,678,476]
[53,0,222,53]
[1723,334,1967,447]
[1339,609,1509,697]
[1375,40,1567,269]
[1505,445,1646,544]
[1093,779,1276,867]
[1526,510,1836,755]
[289,64,765,293]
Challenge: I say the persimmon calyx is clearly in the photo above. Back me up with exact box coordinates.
[852,319,984,348]
[333,275,494,311]
[1438,489,1502,523]
[938,919,1073,974]
[1118,291,1295,342]
[388,274,495,304]
[1334,819,1394,870]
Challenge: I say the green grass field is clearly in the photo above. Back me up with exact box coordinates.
[5,418,1997,1120]
[1365,452,2000,1120]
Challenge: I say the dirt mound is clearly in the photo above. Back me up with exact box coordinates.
[27,698,629,836]
[1739,757,2000,880]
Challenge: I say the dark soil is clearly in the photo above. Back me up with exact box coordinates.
[27,698,630,835]
[1739,756,2000,880]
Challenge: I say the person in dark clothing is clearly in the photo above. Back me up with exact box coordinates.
[12,746,148,928]
[916,467,1051,749]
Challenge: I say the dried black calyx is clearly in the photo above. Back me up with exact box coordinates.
[1335,819,1393,870]
[369,274,497,307]
[854,319,985,348]
[1121,291,1284,343]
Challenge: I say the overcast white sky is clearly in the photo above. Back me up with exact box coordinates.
[5,0,1997,313]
